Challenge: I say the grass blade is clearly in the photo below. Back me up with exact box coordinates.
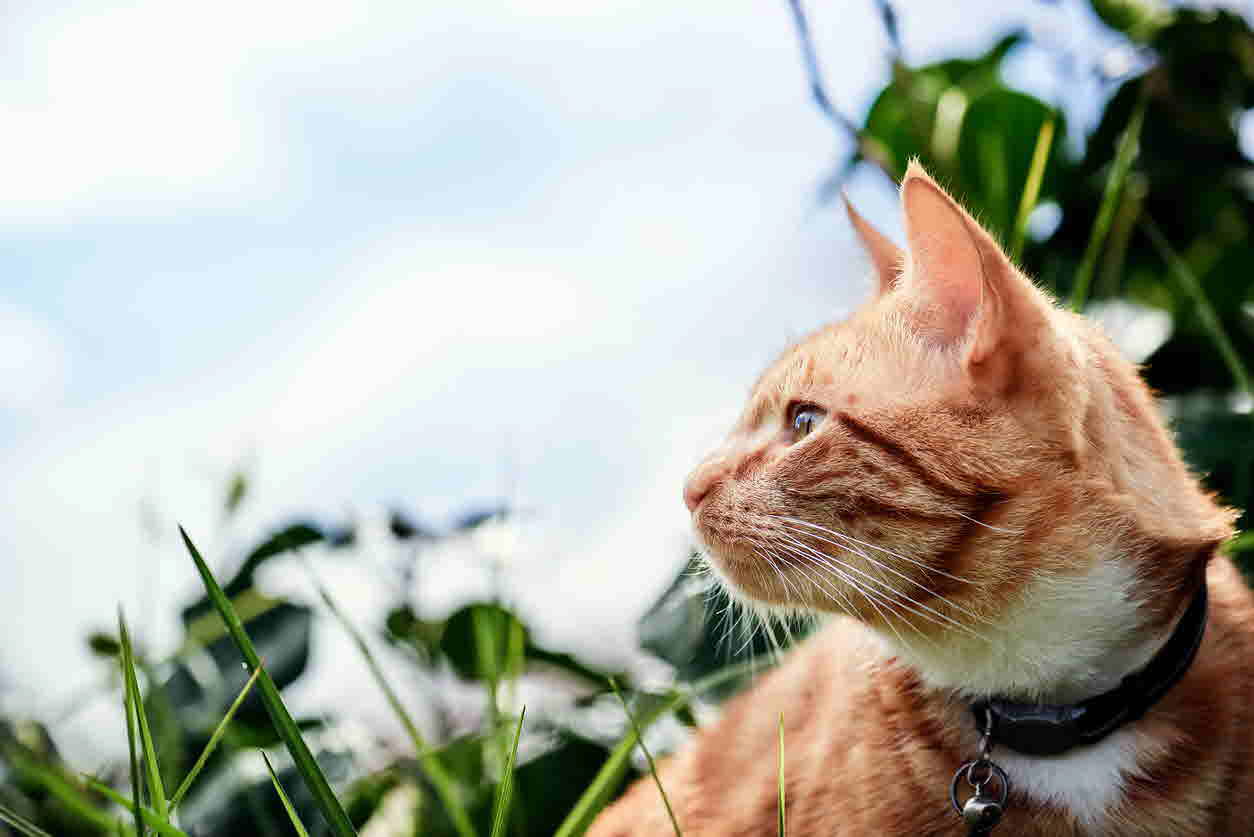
[1009,115,1055,262]
[303,562,475,837]
[1070,95,1146,312]
[122,666,146,837]
[777,714,786,837]
[85,779,190,837]
[1142,216,1252,394]
[169,664,263,811]
[609,679,681,837]
[489,706,526,837]
[179,526,358,837]
[119,609,168,823]
[262,752,311,837]
[0,800,55,837]
[553,661,759,837]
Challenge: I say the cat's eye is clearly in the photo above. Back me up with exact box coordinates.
[788,403,826,441]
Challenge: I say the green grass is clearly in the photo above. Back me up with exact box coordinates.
[609,678,681,837]
[0,800,55,837]
[180,526,358,837]
[489,706,526,837]
[1070,94,1146,313]
[262,752,312,837]
[305,560,476,837]
[169,664,262,811]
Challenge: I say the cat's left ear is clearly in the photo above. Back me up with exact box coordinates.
[843,195,903,295]
[899,161,1043,365]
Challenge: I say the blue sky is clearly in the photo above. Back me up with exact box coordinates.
[0,0,1156,758]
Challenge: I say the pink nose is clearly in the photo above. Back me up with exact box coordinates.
[684,459,730,513]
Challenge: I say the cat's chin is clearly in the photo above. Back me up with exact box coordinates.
[701,544,807,609]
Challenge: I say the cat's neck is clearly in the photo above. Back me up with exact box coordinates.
[879,554,1188,704]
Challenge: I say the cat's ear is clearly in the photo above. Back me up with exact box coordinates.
[899,161,1034,364]
[843,195,903,295]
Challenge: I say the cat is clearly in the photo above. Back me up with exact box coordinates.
[588,161,1254,836]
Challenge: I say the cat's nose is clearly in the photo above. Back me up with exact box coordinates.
[684,459,730,513]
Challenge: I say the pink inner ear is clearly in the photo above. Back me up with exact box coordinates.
[901,175,983,345]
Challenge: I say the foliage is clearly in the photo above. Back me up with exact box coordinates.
[3,2,1254,835]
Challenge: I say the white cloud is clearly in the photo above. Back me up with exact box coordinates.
[0,301,69,414]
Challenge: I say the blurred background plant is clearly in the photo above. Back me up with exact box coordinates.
[2,0,1253,834]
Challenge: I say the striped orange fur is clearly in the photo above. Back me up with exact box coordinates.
[590,162,1251,836]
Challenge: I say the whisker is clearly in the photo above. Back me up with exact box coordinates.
[775,532,988,641]
[779,515,972,584]
[770,540,925,646]
[776,522,990,630]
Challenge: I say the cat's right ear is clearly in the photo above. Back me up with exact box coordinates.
[843,195,903,296]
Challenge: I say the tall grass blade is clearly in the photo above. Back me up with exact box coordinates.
[122,667,146,837]
[1009,115,1055,262]
[169,664,263,811]
[1070,95,1146,312]
[553,661,759,837]
[777,713,786,837]
[0,800,55,837]
[119,609,168,823]
[489,706,526,837]
[178,526,358,837]
[304,562,475,837]
[86,779,190,837]
[1142,216,1252,394]
[609,679,681,837]
[262,752,312,837]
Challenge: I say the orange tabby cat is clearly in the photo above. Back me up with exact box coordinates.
[589,162,1254,836]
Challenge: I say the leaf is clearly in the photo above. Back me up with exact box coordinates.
[119,610,169,821]
[169,664,263,810]
[262,752,311,837]
[179,526,358,837]
[225,471,249,517]
[488,707,526,837]
[442,604,527,683]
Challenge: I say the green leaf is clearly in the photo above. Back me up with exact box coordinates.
[225,471,249,517]
[610,680,681,837]
[1090,0,1172,43]
[0,800,55,837]
[179,526,358,837]
[262,752,311,837]
[169,664,263,811]
[489,707,526,837]
[119,609,169,822]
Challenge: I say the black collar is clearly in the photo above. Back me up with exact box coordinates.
[971,580,1208,757]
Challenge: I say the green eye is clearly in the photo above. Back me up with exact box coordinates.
[789,404,826,440]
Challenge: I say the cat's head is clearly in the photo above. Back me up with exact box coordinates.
[685,162,1232,653]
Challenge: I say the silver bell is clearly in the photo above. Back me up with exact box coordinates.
[962,796,1003,829]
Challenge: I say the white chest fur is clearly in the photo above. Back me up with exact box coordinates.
[882,558,1175,827]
